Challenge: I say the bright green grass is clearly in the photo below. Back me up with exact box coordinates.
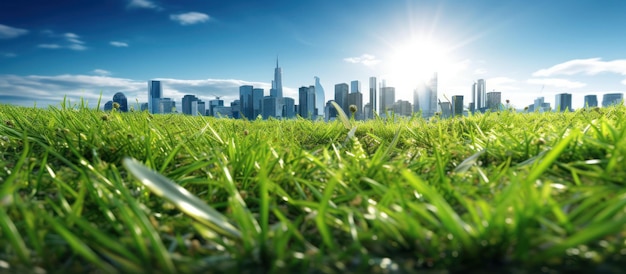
[1,100,626,273]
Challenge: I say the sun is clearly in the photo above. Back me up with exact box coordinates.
[383,38,452,96]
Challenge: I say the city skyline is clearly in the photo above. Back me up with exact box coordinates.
[2,0,626,109]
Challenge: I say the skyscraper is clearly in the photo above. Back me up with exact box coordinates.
[282,97,295,118]
[452,95,464,116]
[555,93,572,112]
[334,83,349,116]
[602,93,624,107]
[369,77,377,119]
[347,90,363,120]
[159,98,175,113]
[415,73,438,118]
[253,88,264,118]
[271,58,283,98]
[209,98,224,116]
[112,92,128,112]
[148,80,162,114]
[475,79,486,110]
[239,85,254,119]
[584,95,598,108]
[182,95,199,115]
[350,80,361,94]
[486,91,502,111]
[299,86,316,119]
[314,77,325,118]
[380,86,396,115]
[262,96,282,119]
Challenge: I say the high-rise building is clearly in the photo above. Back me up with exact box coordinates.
[148,80,162,114]
[209,98,224,116]
[197,100,206,116]
[602,93,623,107]
[350,80,361,94]
[299,86,316,119]
[474,79,486,110]
[555,93,572,112]
[486,91,502,111]
[334,83,349,116]
[159,98,175,113]
[213,106,232,118]
[231,100,241,119]
[112,92,128,112]
[262,96,282,119]
[283,97,296,118]
[140,103,148,112]
[182,95,199,115]
[393,100,412,117]
[347,90,363,120]
[239,85,254,119]
[380,86,396,116]
[439,101,452,118]
[253,88,264,118]
[415,73,438,118]
[271,58,283,98]
[452,95,464,116]
[584,95,598,108]
[314,77,325,118]
[534,97,551,112]
[369,77,377,119]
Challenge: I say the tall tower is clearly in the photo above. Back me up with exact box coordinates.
[314,77,325,118]
[272,57,283,99]
[148,80,162,114]
[415,73,438,118]
[239,85,254,119]
[369,77,377,119]
[476,79,486,109]
[334,83,349,115]
[350,80,361,94]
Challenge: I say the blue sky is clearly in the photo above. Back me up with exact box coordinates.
[2,0,626,109]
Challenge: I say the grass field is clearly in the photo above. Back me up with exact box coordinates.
[1,100,626,273]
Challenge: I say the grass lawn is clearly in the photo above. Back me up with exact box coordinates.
[1,100,626,273]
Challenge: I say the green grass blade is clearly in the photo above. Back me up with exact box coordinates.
[123,157,242,239]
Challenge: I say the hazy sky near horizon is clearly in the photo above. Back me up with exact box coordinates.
[2,0,626,109]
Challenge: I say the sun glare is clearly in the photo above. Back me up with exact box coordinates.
[383,39,451,97]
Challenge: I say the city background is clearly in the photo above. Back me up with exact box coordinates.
[2,1,626,111]
[104,58,623,121]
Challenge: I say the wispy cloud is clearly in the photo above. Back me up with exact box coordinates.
[527,78,586,89]
[37,32,87,51]
[2,52,17,58]
[0,74,283,109]
[344,54,381,67]
[474,68,487,75]
[533,58,626,77]
[127,0,160,10]
[38,44,62,49]
[0,24,28,39]
[92,69,111,76]
[486,77,521,91]
[110,41,129,47]
[170,12,211,25]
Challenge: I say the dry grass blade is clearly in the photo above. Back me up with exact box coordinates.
[123,157,242,240]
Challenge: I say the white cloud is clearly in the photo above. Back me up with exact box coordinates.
[343,54,381,67]
[37,32,87,51]
[527,78,586,89]
[486,77,521,91]
[92,69,111,76]
[474,68,487,75]
[2,52,17,58]
[110,41,129,47]
[533,58,626,77]
[0,24,28,39]
[38,44,61,49]
[127,0,160,10]
[0,74,278,109]
[170,12,211,25]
